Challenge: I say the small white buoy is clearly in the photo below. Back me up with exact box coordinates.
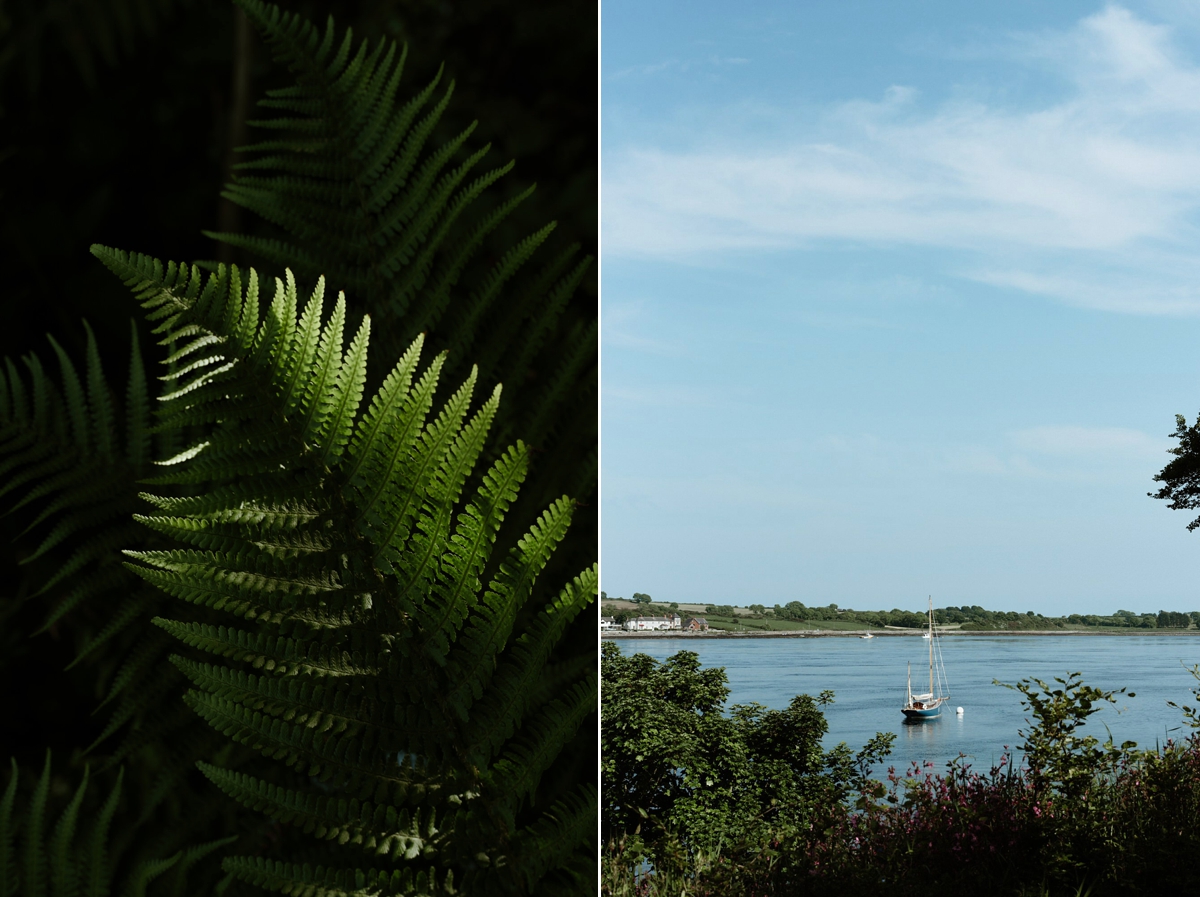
[956,706,964,715]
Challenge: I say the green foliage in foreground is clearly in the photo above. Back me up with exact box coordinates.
[96,247,596,894]
[602,646,1200,896]
[600,643,894,861]
[0,1,596,892]
[0,754,233,897]
[209,0,597,532]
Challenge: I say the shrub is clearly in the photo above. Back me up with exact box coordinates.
[602,655,1200,896]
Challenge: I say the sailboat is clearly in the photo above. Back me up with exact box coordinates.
[902,596,950,720]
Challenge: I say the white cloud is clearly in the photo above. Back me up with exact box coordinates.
[602,5,1200,314]
[947,425,1168,481]
[1010,425,1164,458]
[608,53,751,82]
[601,384,724,408]
[602,302,685,355]
[610,59,676,79]
[967,261,1200,315]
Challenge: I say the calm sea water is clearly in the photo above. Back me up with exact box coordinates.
[610,634,1200,777]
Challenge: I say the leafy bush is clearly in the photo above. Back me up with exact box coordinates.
[602,652,1200,896]
[601,643,893,867]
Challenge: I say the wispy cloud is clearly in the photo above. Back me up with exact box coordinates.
[1011,425,1165,458]
[610,59,677,79]
[602,302,685,355]
[608,55,750,81]
[603,5,1200,314]
[949,424,1168,480]
[602,384,724,408]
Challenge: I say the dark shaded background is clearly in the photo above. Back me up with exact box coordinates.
[0,0,595,762]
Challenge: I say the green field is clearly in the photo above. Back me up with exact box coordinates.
[704,616,802,631]
[797,618,874,631]
[703,616,876,632]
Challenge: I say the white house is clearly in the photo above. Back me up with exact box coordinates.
[624,614,682,631]
[600,616,618,631]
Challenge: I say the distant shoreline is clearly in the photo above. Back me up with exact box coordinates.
[602,628,1200,639]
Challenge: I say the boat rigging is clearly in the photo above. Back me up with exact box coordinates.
[902,596,950,720]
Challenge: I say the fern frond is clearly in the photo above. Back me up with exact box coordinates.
[156,834,238,897]
[94,244,594,894]
[85,767,123,897]
[389,382,502,624]
[365,366,479,584]
[0,760,15,897]
[466,565,597,764]
[157,622,376,677]
[25,743,53,897]
[219,857,448,897]
[442,493,572,715]
[487,673,597,807]
[441,222,557,363]
[312,313,368,465]
[0,757,230,897]
[472,244,589,389]
[196,764,442,861]
[507,785,596,894]
[523,317,597,451]
[207,0,597,568]
[64,591,157,665]
[410,444,527,670]
[0,323,156,697]
[1,0,176,93]
[85,659,183,755]
[349,351,445,528]
[121,854,183,897]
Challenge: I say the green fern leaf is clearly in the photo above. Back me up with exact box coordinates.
[84,768,123,897]
[442,494,573,715]
[508,785,596,894]
[466,565,597,765]
[0,757,219,897]
[207,0,597,587]
[48,766,89,897]
[0,760,17,897]
[94,245,595,894]
[0,321,163,737]
[25,752,52,897]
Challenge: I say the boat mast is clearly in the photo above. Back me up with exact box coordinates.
[928,596,934,699]
[907,662,912,706]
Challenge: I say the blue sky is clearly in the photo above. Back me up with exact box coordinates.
[601,1,1200,616]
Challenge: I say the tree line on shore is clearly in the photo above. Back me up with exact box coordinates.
[774,603,1198,631]
[602,592,1199,631]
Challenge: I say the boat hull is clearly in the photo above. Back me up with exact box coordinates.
[902,701,944,720]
